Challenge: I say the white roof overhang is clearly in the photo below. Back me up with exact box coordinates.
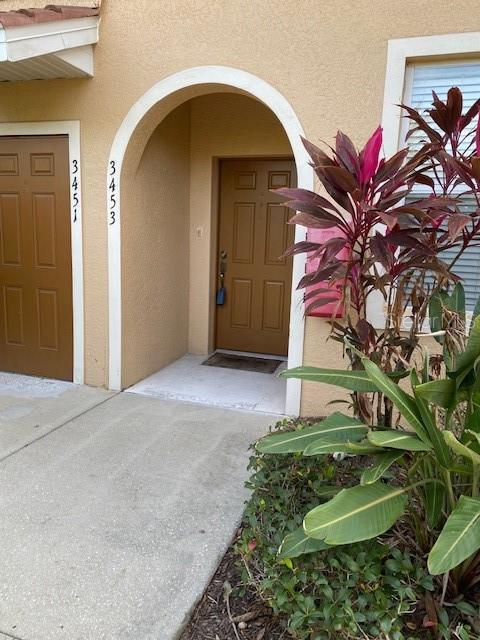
[0,15,100,81]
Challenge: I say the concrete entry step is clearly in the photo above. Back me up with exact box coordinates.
[126,353,287,414]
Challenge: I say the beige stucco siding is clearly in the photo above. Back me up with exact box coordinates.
[122,103,190,388]
[0,0,477,414]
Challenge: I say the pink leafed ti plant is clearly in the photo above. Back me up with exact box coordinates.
[278,87,480,424]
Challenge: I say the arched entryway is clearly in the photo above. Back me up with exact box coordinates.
[107,66,313,415]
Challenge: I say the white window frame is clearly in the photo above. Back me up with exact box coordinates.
[0,121,84,384]
[367,31,480,329]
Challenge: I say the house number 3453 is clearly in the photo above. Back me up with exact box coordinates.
[109,160,116,225]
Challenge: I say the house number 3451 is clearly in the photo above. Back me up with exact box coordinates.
[72,159,79,222]
[109,160,116,225]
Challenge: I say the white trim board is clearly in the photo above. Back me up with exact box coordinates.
[0,120,84,384]
[367,31,480,329]
[107,65,314,416]
[382,31,480,156]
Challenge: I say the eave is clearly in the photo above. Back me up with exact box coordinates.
[0,15,100,82]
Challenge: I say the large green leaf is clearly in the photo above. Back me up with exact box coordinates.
[256,412,367,454]
[451,316,480,376]
[315,486,342,499]
[411,370,452,469]
[277,527,330,559]
[344,440,384,454]
[304,438,366,456]
[362,359,430,445]
[303,483,408,544]
[424,482,445,528]
[360,451,402,485]
[448,282,466,319]
[415,379,456,408]
[367,430,431,452]
[471,293,480,330]
[444,431,480,466]
[281,367,378,391]
[429,290,448,344]
[303,441,352,455]
[428,496,480,575]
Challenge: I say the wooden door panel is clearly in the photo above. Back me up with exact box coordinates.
[0,154,19,175]
[262,280,285,332]
[265,203,289,266]
[0,136,72,380]
[37,288,59,350]
[230,278,252,329]
[0,193,22,266]
[33,193,57,267]
[216,159,295,356]
[233,203,255,264]
[3,286,24,346]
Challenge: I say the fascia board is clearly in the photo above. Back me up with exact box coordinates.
[0,16,99,62]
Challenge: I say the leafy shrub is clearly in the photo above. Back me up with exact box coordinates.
[259,289,480,607]
[235,420,439,640]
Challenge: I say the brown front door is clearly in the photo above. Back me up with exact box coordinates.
[216,158,295,356]
[0,136,73,380]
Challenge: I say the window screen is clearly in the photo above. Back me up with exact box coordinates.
[404,61,480,311]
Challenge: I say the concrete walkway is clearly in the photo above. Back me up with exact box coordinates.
[0,380,276,640]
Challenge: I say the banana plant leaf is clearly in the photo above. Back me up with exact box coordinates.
[256,412,368,454]
[428,495,480,575]
[360,451,403,485]
[367,430,432,451]
[444,431,480,466]
[281,367,378,391]
[448,283,466,320]
[411,369,452,469]
[303,483,408,544]
[415,378,456,408]
[429,289,449,345]
[344,440,384,454]
[315,486,342,499]
[303,438,366,456]
[362,359,431,446]
[277,526,330,559]
[471,293,480,329]
[450,316,480,377]
[424,482,445,528]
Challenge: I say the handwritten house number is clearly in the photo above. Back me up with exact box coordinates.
[71,159,79,222]
[109,160,116,225]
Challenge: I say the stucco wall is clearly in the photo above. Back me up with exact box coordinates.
[0,0,478,414]
[122,103,190,388]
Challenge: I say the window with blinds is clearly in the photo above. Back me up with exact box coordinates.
[403,61,480,311]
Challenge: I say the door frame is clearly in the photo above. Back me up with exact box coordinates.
[214,155,295,357]
[107,66,314,416]
[0,121,84,384]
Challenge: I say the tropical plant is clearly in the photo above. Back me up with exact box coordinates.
[237,418,437,639]
[279,87,480,425]
[258,304,480,605]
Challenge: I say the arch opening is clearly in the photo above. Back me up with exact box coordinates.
[107,66,313,415]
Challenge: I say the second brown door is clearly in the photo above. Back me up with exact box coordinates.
[0,136,73,380]
[216,159,295,356]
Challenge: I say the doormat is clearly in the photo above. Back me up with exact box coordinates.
[202,352,283,374]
